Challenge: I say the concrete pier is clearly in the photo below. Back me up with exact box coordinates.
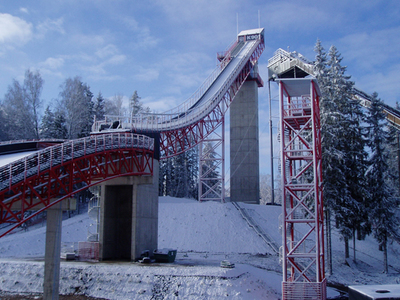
[230,79,260,204]
[99,160,159,261]
[43,202,63,300]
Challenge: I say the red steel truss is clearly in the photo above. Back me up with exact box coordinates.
[279,79,325,300]
[0,133,154,237]
[158,40,264,158]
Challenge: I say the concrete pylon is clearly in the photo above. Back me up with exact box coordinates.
[230,78,260,204]
[99,160,159,261]
[43,202,63,300]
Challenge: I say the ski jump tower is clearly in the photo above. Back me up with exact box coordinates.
[268,50,326,299]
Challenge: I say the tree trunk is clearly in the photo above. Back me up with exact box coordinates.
[345,237,349,259]
[326,209,333,275]
[353,228,356,262]
[383,234,388,273]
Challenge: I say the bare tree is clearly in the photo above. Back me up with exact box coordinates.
[58,77,94,139]
[105,93,125,116]
[24,69,43,139]
[1,69,44,140]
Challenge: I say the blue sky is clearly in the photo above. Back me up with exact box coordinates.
[1,0,400,175]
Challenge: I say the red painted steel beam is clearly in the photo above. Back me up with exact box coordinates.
[0,133,154,237]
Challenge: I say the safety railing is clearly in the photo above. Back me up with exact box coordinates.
[0,133,154,192]
[92,38,262,133]
[0,138,66,146]
[283,95,312,118]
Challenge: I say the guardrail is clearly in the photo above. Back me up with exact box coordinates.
[0,138,66,146]
[0,133,154,192]
[232,201,280,254]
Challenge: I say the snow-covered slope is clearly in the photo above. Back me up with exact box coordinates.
[0,196,399,299]
[158,197,280,254]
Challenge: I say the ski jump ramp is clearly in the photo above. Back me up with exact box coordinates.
[92,28,265,157]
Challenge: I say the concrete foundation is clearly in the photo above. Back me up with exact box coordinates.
[99,160,159,261]
[43,202,63,300]
[230,79,260,204]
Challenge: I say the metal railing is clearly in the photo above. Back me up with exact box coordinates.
[232,201,280,254]
[0,133,154,192]
[0,138,66,146]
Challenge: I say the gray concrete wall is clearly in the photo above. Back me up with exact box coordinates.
[99,160,159,261]
[43,202,63,300]
[230,80,260,204]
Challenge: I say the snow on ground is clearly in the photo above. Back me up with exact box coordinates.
[0,151,37,167]
[0,196,399,299]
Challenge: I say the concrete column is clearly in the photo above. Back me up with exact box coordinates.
[99,160,159,261]
[230,79,260,204]
[43,201,63,300]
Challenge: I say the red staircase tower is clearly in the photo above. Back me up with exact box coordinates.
[278,78,325,300]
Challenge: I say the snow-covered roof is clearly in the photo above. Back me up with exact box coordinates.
[238,28,264,37]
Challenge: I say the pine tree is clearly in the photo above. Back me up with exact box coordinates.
[314,39,335,274]
[53,111,68,139]
[130,91,142,117]
[94,92,106,121]
[327,45,370,261]
[78,88,94,138]
[365,92,399,273]
[315,42,370,264]
[40,106,55,138]
[159,146,199,199]
[130,91,150,117]
[0,105,10,141]
[385,102,400,198]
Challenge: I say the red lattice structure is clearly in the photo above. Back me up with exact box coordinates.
[0,133,154,237]
[278,78,325,300]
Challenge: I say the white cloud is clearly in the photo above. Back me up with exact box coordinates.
[39,57,65,70]
[36,18,65,39]
[145,96,180,112]
[95,44,119,59]
[337,27,400,71]
[95,45,126,65]
[0,13,32,46]
[263,2,334,32]
[355,63,400,106]
[107,54,126,65]
[134,67,160,82]
[70,34,105,48]
[19,8,29,14]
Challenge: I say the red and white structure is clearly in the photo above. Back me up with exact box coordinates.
[0,133,154,237]
[278,78,325,299]
[92,28,265,202]
[0,28,265,230]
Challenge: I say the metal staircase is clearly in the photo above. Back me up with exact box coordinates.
[232,201,280,254]
[87,193,100,242]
